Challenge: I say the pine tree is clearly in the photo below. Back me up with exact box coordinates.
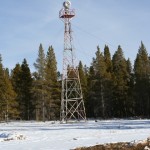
[0,54,19,121]
[45,46,60,120]
[88,46,107,118]
[104,45,112,73]
[3,69,19,121]
[95,46,107,118]
[11,60,33,120]
[94,46,106,78]
[112,45,129,117]
[34,44,45,79]
[86,65,96,118]
[126,58,135,116]
[134,42,150,117]
[11,65,21,103]
[0,55,5,120]
[33,44,46,121]
[78,61,87,100]
[20,59,33,120]
[87,46,114,118]
[103,45,113,117]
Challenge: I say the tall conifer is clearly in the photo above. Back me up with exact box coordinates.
[103,45,113,117]
[0,55,18,121]
[20,59,33,120]
[78,61,87,100]
[45,46,60,120]
[134,42,150,117]
[112,45,129,117]
[33,44,46,121]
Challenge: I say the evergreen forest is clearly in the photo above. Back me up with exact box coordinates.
[0,41,150,121]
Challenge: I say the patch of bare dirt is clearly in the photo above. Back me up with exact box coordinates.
[74,138,150,150]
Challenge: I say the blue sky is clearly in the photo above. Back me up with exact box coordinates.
[0,0,150,72]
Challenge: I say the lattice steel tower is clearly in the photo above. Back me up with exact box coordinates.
[59,0,86,122]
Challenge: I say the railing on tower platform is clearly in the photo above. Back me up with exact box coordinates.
[59,9,75,19]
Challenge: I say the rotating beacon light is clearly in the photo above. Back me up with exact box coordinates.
[63,0,71,10]
[59,0,75,19]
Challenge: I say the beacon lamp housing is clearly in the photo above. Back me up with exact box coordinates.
[59,1,75,19]
[63,1,71,10]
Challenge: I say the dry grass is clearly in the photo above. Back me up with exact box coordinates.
[74,139,150,150]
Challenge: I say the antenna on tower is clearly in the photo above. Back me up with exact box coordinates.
[59,1,86,123]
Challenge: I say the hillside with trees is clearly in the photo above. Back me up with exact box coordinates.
[0,42,150,121]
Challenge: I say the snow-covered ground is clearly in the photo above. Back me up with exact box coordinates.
[0,119,150,150]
